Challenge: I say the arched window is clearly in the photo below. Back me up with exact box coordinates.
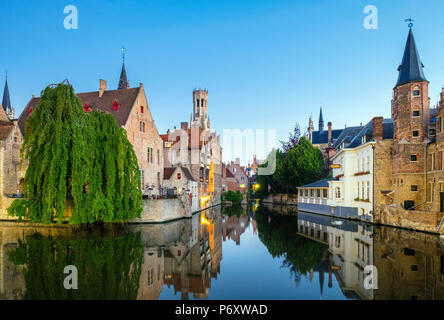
[140,106,144,113]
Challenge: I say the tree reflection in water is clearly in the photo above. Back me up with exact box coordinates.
[255,206,329,284]
[7,230,144,300]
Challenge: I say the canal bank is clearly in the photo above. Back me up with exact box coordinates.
[0,194,222,225]
[262,192,444,235]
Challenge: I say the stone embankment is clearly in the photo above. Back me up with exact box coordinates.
[263,193,298,206]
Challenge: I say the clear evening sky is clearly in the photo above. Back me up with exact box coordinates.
[1,0,444,164]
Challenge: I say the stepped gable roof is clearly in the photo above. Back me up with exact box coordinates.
[18,87,141,135]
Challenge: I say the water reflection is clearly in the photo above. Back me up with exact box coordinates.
[0,205,443,300]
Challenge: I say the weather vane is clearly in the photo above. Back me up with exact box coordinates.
[405,17,414,28]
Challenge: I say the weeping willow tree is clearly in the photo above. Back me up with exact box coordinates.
[7,231,144,299]
[8,83,142,224]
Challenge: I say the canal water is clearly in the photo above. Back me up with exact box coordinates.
[0,204,443,300]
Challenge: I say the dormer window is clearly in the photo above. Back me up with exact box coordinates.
[361,135,366,144]
[413,87,420,96]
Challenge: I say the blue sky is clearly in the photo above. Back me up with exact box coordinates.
[1,0,444,163]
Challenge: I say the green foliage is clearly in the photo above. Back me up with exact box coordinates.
[256,137,325,197]
[221,190,243,204]
[8,83,142,224]
[255,206,327,282]
[7,231,144,299]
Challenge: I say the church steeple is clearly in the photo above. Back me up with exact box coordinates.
[318,106,324,132]
[396,27,427,87]
[118,47,129,90]
[2,71,11,113]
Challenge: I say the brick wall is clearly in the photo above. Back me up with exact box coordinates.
[123,87,164,194]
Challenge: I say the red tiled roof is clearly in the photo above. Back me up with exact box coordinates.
[225,167,235,178]
[0,120,14,140]
[162,127,214,150]
[164,167,196,182]
[164,167,176,180]
[18,87,141,135]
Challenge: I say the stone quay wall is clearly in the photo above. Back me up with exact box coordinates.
[263,193,298,206]
[374,204,444,234]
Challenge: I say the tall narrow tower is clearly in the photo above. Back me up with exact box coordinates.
[192,89,209,129]
[118,47,129,90]
[391,26,429,207]
[318,107,324,133]
[2,72,14,120]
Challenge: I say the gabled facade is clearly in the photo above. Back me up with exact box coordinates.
[19,80,164,195]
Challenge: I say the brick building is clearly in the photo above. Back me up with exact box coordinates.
[221,163,238,192]
[161,89,222,202]
[0,79,25,211]
[18,61,164,195]
[163,166,198,210]
[298,27,444,232]
[225,158,249,194]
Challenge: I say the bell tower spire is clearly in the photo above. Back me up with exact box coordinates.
[118,47,129,89]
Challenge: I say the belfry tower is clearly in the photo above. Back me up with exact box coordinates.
[192,89,209,129]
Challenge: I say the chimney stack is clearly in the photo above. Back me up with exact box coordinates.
[99,79,107,97]
[372,117,383,141]
[327,122,332,147]
[181,122,188,131]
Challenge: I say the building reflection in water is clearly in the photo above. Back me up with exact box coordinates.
[0,204,443,300]
[295,210,444,300]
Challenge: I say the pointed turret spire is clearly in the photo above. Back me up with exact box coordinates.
[318,106,324,132]
[118,47,129,90]
[2,71,11,113]
[396,26,427,87]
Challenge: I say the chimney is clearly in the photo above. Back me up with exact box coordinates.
[327,122,332,147]
[181,122,188,131]
[99,79,107,97]
[372,117,383,141]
